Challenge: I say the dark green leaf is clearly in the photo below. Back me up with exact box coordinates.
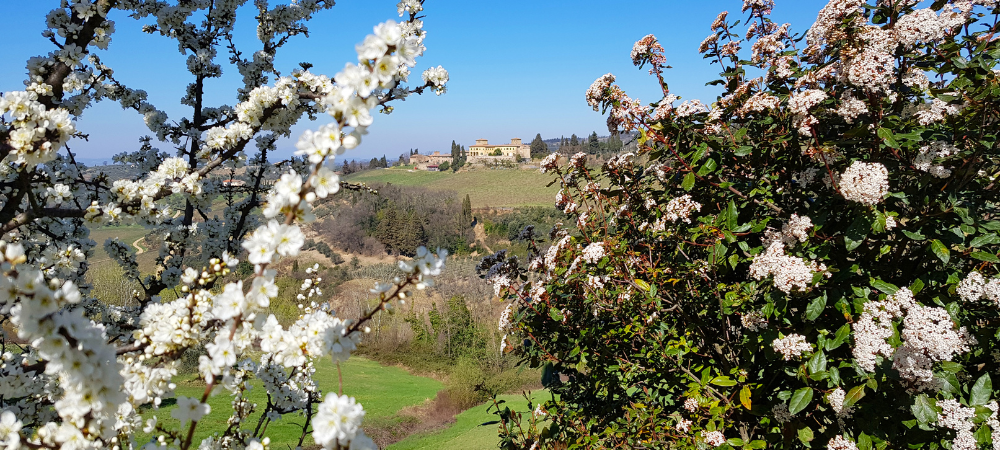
[808,351,827,375]
[912,395,937,424]
[826,324,852,351]
[971,373,992,406]
[902,230,926,241]
[970,234,1000,248]
[797,426,814,444]
[845,214,871,251]
[930,239,950,264]
[697,158,718,176]
[682,172,695,191]
[971,251,1000,263]
[789,387,813,415]
[806,295,826,321]
[843,385,865,409]
[877,128,900,148]
[870,278,899,295]
[711,376,738,387]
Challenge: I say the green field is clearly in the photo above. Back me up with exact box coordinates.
[388,391,548,450]
[344,168,559,208]
[141,357,443,448]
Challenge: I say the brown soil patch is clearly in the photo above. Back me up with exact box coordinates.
[365,390,468,448]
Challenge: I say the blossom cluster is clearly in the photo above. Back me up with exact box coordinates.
[0,1,452,449]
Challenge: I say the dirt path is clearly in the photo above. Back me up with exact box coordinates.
[132,238,145,254]
[473,222,492,254]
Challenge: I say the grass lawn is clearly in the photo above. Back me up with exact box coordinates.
[344,168,559,208]
[387,391,548,450]
[139,357,443,448]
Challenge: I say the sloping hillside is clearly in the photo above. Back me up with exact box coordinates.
[343,168,558,208]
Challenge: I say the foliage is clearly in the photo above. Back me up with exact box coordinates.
[316,182,475,256]
[530,134,549,159]
[487,2,1000,450]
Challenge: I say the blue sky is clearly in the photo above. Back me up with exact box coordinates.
[0,1,825,162]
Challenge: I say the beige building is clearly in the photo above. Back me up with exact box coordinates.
[468,138,531,160]
[410,151,453,170]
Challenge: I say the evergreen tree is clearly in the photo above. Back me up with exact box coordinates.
[380,155,388,168]
[588,131,601,154]
[461,194,472,226]
[341,160,353,175]
[607,134,624,153]
[530,133,549,158]
[570,134,579,146]
[398,154,406,166]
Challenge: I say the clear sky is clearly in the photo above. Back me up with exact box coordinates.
[0,1,826,163]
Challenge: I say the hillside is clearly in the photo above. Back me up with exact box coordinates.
[343,167,559,208]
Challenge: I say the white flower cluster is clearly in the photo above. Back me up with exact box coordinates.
[256,354,317,415]
[827,387,853,418]
[913,141,955,178]
[738,92,781,117]
[260,312,360,367]
[893,303,974,391]
[312,393,376,450]
[586,73,617,112]
[701,430,726,447]
[957,271,1000,305]
[852,287,915,371]
[828,435,859,450]
[749,226,827,294]
[664,195,702,223]
[422,66,450,95]
[936,399,978,450]
[788,89,828,116]
[0,91,76,167]
[581,242,606,264]
[765,214,813,247]
[2,241,127,448]
[675,100,709,118]
[907,98,963,125]
[741,311,768,331]
[498,302,515,332]
[853,287,974,390]
[397,0,423,16]
[839,161,889,205]
[836,92,868,123]
[771,334,812,360]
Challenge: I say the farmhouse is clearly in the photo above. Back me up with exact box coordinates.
[410,151,453,170]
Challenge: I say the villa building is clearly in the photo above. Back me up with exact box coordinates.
[467,138,531,160]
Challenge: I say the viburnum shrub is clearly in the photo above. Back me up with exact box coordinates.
[0,1,448,449]
[486,1,1000,449]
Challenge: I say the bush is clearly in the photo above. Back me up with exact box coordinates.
[489,3,1000,450]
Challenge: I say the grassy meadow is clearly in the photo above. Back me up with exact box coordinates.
[343,167,559,208]
[388,391,548,450]
[140,357,443,448]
